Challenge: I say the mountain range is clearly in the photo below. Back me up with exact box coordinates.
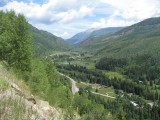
[30,16,160,60]
[67,27,123,45]
[74,17,160,59]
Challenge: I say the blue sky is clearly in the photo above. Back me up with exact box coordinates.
[1,0,160,39]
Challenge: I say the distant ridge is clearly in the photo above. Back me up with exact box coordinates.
[67,27,123,45]
[77,17,160,58]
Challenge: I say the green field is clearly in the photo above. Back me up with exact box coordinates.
[98,87,116,97]
[105,71,125,80]
[70,60,95,69]
[52,51,96,70]
[77,82,116,98]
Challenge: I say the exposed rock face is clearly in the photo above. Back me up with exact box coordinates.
[27,97,36,104]
[0,67,62,120]
[31,100,60,120]
[0,87,61,120]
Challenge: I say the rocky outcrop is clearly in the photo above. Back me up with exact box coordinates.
[0,66,62,120]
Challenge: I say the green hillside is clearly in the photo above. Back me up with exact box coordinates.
[0,10,74,119]
[0,10,110,120]
[30,25,70,56]
[90,27,123,37]
[78,17,160,58]
[0,10,73,109]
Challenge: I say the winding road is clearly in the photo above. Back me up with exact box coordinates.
[58,72,116,99]
[58,72,79,95]
[91,91,115,99]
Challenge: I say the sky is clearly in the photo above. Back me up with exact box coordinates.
[0,0,160,39]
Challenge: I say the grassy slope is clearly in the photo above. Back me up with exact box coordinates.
[0,77,9,92]
[0,62,64,119]
[105,71,125,80]
[0,63,31,119]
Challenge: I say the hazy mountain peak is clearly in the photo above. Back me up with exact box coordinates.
[85,28,99,33]
[67,27,124,45]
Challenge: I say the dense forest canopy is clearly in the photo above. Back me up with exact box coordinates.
[76,17,160,59]
[0,10,32,72]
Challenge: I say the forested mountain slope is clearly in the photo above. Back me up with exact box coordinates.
[90,27,123,38]
[78,17,160,58]
[30,25,70,56]
[67,27,123,45]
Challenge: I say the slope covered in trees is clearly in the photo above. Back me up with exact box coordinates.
[0,10,74,119]
[67,27,123,45]
[77,17,160,57]
[30,25,70,56]
[0,10,32,72]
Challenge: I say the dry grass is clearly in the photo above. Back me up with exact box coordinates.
[0,78,9,92]
[0,62,31,97]
[0,63,33,119]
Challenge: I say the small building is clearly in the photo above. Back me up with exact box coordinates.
[130,101,140,109]
[127,93,133,97]
[139,81,143,83]
[147,102,154,108]
[156,85,160,88]
[63,61,69,65]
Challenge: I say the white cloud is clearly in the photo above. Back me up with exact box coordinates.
[53,31,70,39]
[55,6,93,23]
[91,18,136,28]
[91,0,160,29]
[91,18,106,28]
[33,20,91,39]
[0,0,94,24]
[61,32,70,39]
[100,0,160,20]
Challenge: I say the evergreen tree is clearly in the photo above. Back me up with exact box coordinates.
[114,108,126,120]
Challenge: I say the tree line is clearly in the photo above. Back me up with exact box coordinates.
[58,63,160,119]
[58,64,160,101]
